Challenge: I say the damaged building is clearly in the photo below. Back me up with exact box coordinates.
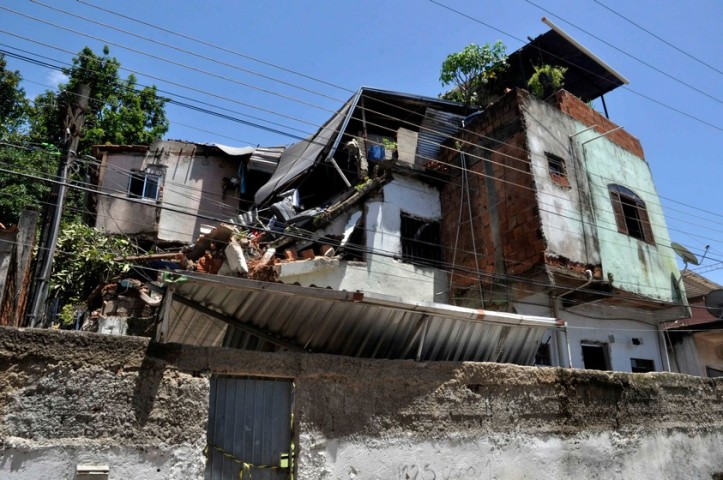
[2,22,717,480]
[88,24,689,376]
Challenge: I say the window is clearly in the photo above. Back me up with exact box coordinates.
[608,184,654,244]
[545,152,569,187]
[706,366,723,378]
[630,358,655,373]
[400,213,441,267]
[581,342,610,371]
[129,171,161,200]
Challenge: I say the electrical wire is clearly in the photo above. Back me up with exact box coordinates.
[427,0,723,133]
[2,15,720,266]
[525,0,723,105]
[591,0,723,77]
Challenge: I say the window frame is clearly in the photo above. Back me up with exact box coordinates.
[128,170,162,201]
[545,152,569,187]
[399,212,442,268]
[608,184,654,245]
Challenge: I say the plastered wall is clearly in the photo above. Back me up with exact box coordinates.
[1,328,722,479]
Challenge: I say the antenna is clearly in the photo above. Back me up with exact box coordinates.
[671,242,699,271]
[705,289,723,320]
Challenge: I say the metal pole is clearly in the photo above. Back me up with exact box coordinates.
[27,85,89,327]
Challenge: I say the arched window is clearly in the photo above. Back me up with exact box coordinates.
[608,184,654,245]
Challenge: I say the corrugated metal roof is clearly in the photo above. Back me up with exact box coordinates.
[682,270,722,299]
[160,273,556,365]
[254,100,353,205]
[248,146,285,174]
[416,108,464,166]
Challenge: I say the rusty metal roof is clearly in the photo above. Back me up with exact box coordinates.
[159,273,556,365]
[681,270,722,299]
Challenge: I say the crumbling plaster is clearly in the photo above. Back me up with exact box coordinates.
[2,328,723,479]
[522,97,600,269]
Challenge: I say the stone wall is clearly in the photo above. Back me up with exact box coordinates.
[1,327,723,479]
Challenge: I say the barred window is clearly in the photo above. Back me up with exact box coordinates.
[400,213,441,267]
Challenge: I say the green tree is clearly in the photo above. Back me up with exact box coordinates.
[439,41,508,106]
[49,221,136,316]
[28,46,169,155]
[0,54,29,135]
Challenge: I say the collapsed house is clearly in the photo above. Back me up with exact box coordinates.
[89,24,689,374]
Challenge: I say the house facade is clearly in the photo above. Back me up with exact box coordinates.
[665,270,723,377]
[437,88,684,373]
[93,140,282,245]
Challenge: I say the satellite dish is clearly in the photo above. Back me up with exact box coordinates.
[705,289,723,319]
[672,242,699,270]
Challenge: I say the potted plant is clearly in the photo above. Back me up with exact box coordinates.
[527,64,567,98]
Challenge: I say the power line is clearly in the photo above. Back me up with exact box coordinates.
[592,0,723,77]
[427,0,723,133]
[525,0,723,105]
[2,21,720,262]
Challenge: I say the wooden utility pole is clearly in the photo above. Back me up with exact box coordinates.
[27,85,90,327]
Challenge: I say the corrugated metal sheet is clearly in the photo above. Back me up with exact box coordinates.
[162,274,554,365]
[415,107,464,166]
[206,376,293,480]
[255,100,353,205]
[249,146,285,174]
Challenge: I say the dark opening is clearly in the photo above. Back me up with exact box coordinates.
[535,342,552,366]
[400,213,442,267]
[546,153,567,177]
[581,343,609,371]
[620,196,644,240]
[630,358,655,373]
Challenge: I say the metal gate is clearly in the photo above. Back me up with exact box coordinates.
[205,376,294,480]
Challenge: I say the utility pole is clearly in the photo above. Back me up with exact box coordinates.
[27,85,90,327]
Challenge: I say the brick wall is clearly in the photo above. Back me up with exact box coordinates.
[553,90,645,159]
[440,90,546,295]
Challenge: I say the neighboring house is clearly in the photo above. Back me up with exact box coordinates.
[664,270,723,377]
[93,139,283,245]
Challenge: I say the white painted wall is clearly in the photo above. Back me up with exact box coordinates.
[513,294,666,372]
[299,430,723,480]
[278,174,448,302]
[523,99,599,267]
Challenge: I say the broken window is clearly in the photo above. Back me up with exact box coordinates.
[581,342,610,371]
[545,152,569,187]
[608,184,654,245]
[128,171,161,200]
[400,213,441,267]
[630,358,655,373]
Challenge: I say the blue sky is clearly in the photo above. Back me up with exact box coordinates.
[2,0,722,284]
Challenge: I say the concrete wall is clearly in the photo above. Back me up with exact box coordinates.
[2,328,723,479]
[157,142,239,244]
[96,141,240,243]
[96,150,157,236]
[551,92,679,302]
[523,96,601,271]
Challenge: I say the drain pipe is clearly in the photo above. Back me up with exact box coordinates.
[552,269,593,368]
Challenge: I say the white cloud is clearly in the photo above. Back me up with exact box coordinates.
[46,70,69,88]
